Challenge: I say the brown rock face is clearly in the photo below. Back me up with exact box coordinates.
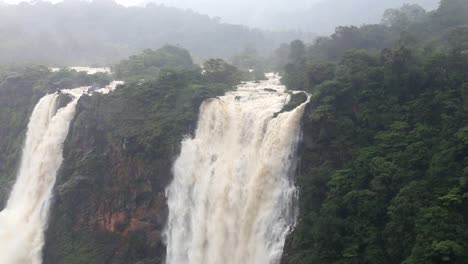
[43,94,183,264]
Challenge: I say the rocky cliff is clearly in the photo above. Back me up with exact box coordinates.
[0,60,256,264]
[0,67,58,207]
[43,72,231,264]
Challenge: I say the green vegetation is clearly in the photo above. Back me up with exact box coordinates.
[89,68,235,159]
[113,46,196,81]
[47,69,111,90]
[230,47,268,80]
[280,1,468,263]
[1,1,467,264]
[279,92,308,114]
[112,46,258,85]
[202,58,246,86]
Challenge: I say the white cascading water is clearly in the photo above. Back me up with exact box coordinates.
[0,78,122,264]
[165,73,310,264]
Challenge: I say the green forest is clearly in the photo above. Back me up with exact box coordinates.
[0,0,467,264]
[280,0,468,263]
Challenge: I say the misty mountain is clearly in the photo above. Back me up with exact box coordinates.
[98,0,440,34]
[151,0,437,35]
[91,0,442,35]
[256,0,440,34]
[0,0,313,65]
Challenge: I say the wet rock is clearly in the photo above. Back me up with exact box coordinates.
[264,88,277,92]
[57,93,73,109]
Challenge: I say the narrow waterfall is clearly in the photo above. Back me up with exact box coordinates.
[0,88,85,264]
[165,74,309,264]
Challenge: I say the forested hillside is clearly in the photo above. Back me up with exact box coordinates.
[0,1,467,263]
[281,0,468,263]
[0,0,311,65]
[255,0,439,34]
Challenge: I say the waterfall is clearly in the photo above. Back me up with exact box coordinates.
[0,87,86,264]
[165,74,309,264]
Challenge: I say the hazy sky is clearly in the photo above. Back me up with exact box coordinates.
[1,0,322,20]
[0,0,319,30]
[1,0,439,33]
[2,0,321,8]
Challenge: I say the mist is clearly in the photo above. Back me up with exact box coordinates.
[3,0,439,35]
[0,0,316,65]
[146,0,440,34]
[0,0,467,264]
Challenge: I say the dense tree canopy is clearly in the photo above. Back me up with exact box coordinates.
[0,1,467,263]
[113,46,196,81]
[280,1,468,263]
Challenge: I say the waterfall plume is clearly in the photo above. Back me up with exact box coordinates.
[165,74,309,264]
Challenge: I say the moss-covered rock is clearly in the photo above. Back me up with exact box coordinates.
[274,91,309,118]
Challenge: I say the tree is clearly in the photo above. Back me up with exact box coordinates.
[203,58,240,85]
[279,2,468,263]
[432,0,468,28]
[446,26,468,52]
[382,4,427,29]
[113,45,195,80]
[289,39,306,63]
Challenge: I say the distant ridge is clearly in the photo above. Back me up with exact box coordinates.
[0,0,313,65]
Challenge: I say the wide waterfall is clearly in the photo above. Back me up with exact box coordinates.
[165,74,309,264]
[0,80,120,263]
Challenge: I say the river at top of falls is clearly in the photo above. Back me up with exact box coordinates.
[165,73,310,264]
[49,66,111,75]
[0,81,122,264]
